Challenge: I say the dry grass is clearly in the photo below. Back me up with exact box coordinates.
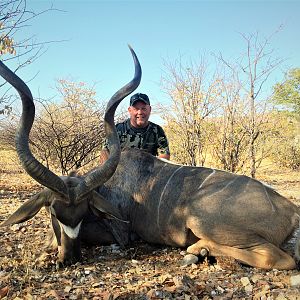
[1,149,300,299]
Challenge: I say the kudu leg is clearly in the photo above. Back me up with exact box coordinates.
[187,239,296,270]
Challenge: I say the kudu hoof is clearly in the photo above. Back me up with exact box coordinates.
[200,248,208,257]
[180,254,199,267]
[56,261,64,270]
[56,257,81,269]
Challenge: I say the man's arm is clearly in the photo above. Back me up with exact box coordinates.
[158,153,170,160]
[156,125,170,160]
[100,149,109,164]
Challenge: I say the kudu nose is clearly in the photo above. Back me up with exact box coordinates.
[57,240,82,268]
[56,254,81,269]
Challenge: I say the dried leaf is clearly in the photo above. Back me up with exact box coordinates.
[0,286,9,299]
[64,285,72,293]
[24,294,34,300]
[46,289,66,300]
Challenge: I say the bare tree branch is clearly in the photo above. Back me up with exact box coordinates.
[0,0,66,115]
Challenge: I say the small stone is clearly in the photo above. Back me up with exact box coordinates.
[180,254,198,267]
[290,274,300,286]
[200,248,208,256]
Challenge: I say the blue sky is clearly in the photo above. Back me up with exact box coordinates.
[11,0,300,123]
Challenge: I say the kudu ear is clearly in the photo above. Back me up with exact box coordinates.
[90,191,127,222]
[0,190,51,227]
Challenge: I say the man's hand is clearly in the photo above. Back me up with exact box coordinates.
[100,149,109,164]
[158,153,170,160]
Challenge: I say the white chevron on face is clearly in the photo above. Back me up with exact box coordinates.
[58,220,83,239]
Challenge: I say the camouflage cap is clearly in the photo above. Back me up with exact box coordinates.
[130,93,150,106]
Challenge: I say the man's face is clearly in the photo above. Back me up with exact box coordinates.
[128,100,151,128]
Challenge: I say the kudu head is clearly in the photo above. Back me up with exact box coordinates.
[0,46,141,266]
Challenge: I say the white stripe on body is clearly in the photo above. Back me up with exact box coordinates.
[202,177,239,198]
[158,157,181,165]
[198,169,216,190]
[157,166,183,229]
[263,185,276,212]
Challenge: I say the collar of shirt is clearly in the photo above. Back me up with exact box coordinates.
[126,118,151,134]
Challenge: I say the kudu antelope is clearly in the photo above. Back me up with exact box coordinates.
[1,48,300,270]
